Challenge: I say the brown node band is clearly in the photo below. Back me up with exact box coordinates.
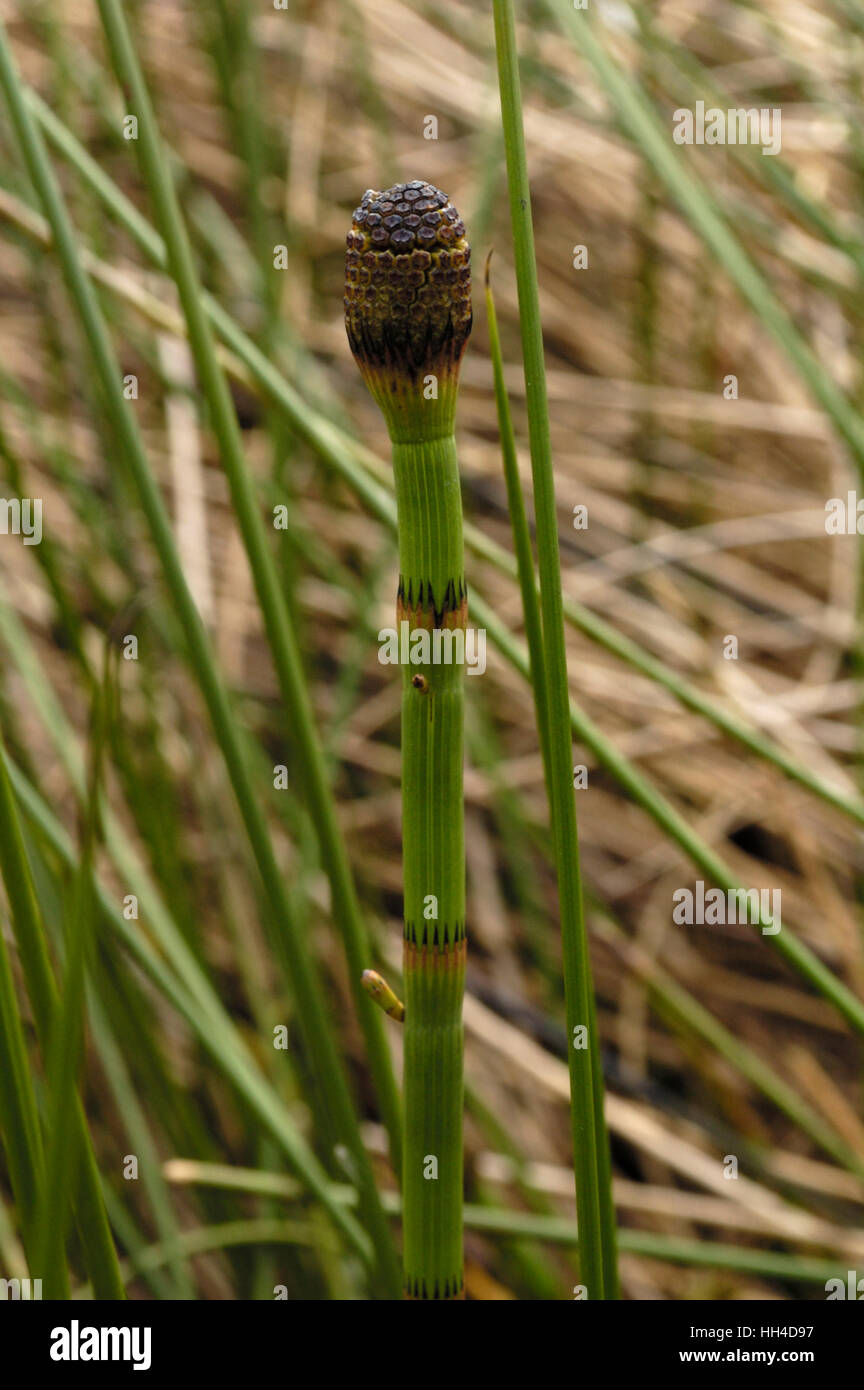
[396,576,468,629]
[403,936,468,972]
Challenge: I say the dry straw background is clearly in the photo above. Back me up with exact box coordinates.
[0,0,862,1299]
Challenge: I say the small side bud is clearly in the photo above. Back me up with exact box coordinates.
[361,969,405,1023]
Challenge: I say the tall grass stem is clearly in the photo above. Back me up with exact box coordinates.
[492,0,618,1298]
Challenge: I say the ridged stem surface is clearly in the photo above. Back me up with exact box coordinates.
[394,435,466,1301]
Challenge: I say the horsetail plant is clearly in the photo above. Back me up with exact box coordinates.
[346,181,472,1299]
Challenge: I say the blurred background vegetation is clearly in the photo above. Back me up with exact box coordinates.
[0,0,863,1299]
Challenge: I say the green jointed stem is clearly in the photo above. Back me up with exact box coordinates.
[397,435,467,1300]
[346,181,472,1299]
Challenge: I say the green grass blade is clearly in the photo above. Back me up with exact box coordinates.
[485,261,864,1207]
[473,593,864,1038]
[492,0,618,1299]
[486,259,619,1284]
[642,11,864,281]
[551,2,864,477]
[107,1215,841,1291]
[6,749,375,1269]
[0,597,374,1273]
[6,112,857,1050]
[91,0,402,1193]
[0,728,48,1278]
[85,990,196,1299]
[18,106,864,832]
[484,253,551,790]
[34,659,110,1296]
[592,909,864,1179]
[0,721,123,1296]
[0,14,398,1297]
[147,1170,848,1291]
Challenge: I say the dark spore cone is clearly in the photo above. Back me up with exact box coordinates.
[344,181,472,412]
